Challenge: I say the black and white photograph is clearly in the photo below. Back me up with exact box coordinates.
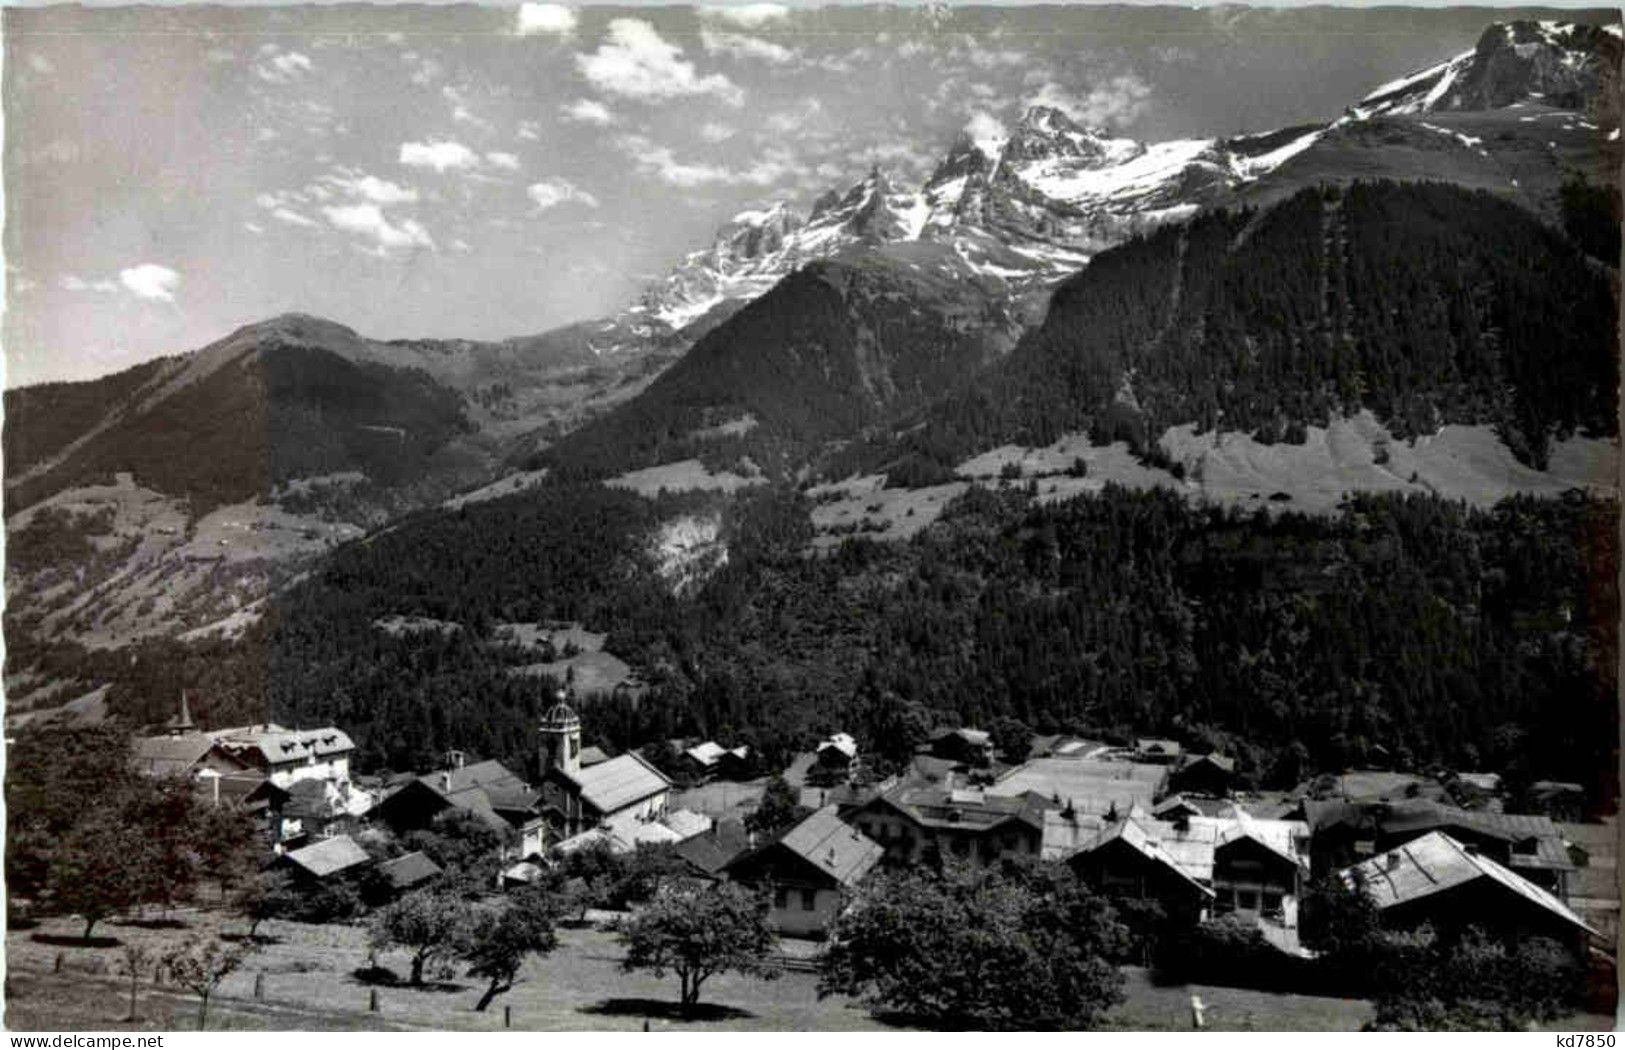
[1,0,1620,1033]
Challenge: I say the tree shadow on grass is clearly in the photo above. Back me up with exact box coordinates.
[349,967,467,994]
[31,933,121,949]
[114,917,189,930]
[219,932,282,946]
[579,998,755,1022]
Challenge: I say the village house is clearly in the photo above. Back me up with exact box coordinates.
[1170,753,1237,798]
[927,727,995,768]
[535,701,672,838]
[208,724,358,790]
[1305,798,1575,897]
[810,732,858,784]
[279,834,373,884]
[675,818,752,880]
[1342,830,1598,958]
[683,741,728,781]
[843,779,1050,868]
[374,851,444,898]
[1135,739,1184,765]
[374,754,547,860]
[1067,807,1311,945]
[723,805,883,936]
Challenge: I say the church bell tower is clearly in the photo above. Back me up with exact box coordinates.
[539,692,582,778]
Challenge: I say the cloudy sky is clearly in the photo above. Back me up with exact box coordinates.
[5,2,1614,386]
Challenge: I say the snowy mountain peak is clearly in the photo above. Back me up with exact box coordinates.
[1353,19,1620,120]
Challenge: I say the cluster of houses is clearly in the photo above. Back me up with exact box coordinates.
[131,695,1610,967]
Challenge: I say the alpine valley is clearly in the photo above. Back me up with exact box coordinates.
[5,17,1619,808]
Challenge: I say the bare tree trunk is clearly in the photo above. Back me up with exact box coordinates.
[197,992,209,1031]
[127,977,139,1021]
[474,978,506,1012]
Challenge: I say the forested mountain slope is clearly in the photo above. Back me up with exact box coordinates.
[840,181,1617,482]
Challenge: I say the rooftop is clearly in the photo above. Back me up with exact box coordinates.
[569,751,671,814]
[1344,831,1595,936]
[772,805,883,887]
[283,835,371,879]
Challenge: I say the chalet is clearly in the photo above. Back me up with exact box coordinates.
[675,818,752,879]
[1305,798,1575,896]
[1343,831,1598,957]
[1135,739,1183,765]
[1170,753,1236,798]
[844,780,1049,868]
[1066,808,1311,940]
[209,724,357,790]
[376,851,443,896]
[811,733,858,783]
[716,745,754,781]
[552,817,682,856]
[132,732,253,779]
[723,806,883,936]
[281,834,372,883]
[1068,813,1216,925]
[683,741,728,780]
[374,757,547,860]
[280,777,371,845]
[536,702,671,838]
[1529,781,1586,823]
[928,727,995,768]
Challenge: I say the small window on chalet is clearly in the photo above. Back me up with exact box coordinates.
[1263,892,1283,916]
[1216,889,1235,910]
[1238,891,1258,911]
[801,888,817,912]
[774,887,789,910]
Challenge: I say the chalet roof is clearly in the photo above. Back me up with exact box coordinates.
[931,727,991,746]
[1306,799,1573,871]
[193,770,283,812]
[1182,752,1236,773]
[1040,809,1109,860]
[283,835,371,879]
[676,818,751,875]
[1136,739,1182,756]
[770,806,882,888]
[868,783,1052,834]
[132,734,222,776]
[817,733,857,759]
[1344,831,1595,936]
[987,757,1165,814]
[1216,811,1308,872]
[685,741,727,767]
[579,745,611,768]
[1076,815,1216,898]
[564,752,671,815]
[663,808,713,841]
[377,851,443,891]
[213,725,355,765]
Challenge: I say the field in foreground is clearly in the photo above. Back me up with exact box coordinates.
[4,909,1609,1032]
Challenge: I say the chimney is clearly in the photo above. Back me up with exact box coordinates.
[442,771,452,792]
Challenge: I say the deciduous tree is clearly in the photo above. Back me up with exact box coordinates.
[617,882,779,1015]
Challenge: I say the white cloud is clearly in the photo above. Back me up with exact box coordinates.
[518,120,544,141]
[560,99,616,126]
[27,54,54,75]
[324,172,419,205]
[1027,75,1153,130]
[964,110,1007,152]
[700,4,789,29]
[577,19,743,106]
[119,264,181,303]
[527,178,600,211]
[255,49,313,85]
[485,152,521,171]
[700,29,793,64]
[399,140,483,173]
[271,207,320,228]
[615,134,789,188]
[516,3,578,37]
[699,122,737,143]
[322,203,435,252]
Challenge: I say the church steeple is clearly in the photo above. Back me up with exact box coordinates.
[166,690,196,736]
[539,690,581,778]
